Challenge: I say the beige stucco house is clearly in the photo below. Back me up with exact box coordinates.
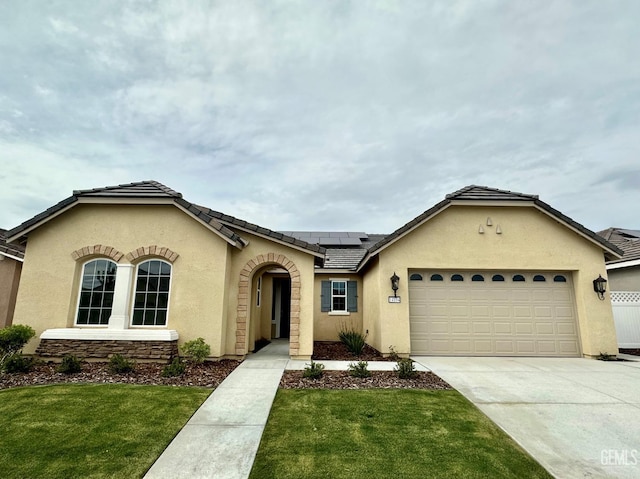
[6,181,622,360]
[0,229,24,328]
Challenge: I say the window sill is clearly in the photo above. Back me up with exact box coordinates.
[328,311,350,316]
[40,328,179,341]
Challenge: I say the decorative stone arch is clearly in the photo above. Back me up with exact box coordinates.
[71,245,124,262]
[236,253,301,356]
[126,245,179,263]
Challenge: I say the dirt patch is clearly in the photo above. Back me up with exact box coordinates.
[312,341,391,361]
[0,360,240,390]
[281,370,451,390]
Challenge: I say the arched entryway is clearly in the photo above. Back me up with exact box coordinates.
[236,254,301,356]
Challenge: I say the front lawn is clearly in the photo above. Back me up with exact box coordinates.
[250,389,552,479]
[0,384,211,479]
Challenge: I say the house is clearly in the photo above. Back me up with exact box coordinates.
[598,228,640,349]
[0,229,24,328]
[6,181,622,360]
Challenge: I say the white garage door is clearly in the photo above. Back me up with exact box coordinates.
[409,271,580,356]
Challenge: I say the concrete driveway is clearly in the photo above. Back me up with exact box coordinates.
[412,356,640,479]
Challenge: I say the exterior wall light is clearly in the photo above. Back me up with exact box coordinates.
[390,272,400,297]
[593,274,607,300]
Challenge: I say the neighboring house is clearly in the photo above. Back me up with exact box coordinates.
[0,228,25,328]
[6,181,622,360]
[598,228,640,348]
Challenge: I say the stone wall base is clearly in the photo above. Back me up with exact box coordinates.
[36,339,179,361]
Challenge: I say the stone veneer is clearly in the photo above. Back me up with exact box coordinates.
[36,339,178,361]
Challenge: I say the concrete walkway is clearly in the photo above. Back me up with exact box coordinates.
[144,340,289,479]
[412,356,640,479]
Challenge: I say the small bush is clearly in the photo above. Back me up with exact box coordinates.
[388,346,400,362]
[303,360,325,380]
[338,325,367,356]
[162,358,186,377]
[0,324,36,365]
[597,352,616,361]
[395,358,417,379]
[348,361,371,378]
[108,354,136,374]
[57,355,82,374]
[3,354,36,374]
[181,338,211,364]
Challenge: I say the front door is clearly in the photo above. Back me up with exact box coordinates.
[272,278,291,338]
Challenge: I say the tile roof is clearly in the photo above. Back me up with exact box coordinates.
[73,180,182,198]
[363,185,623,265]
[0,228,25,260]
[323,248,368,270]
[193,207,326,255]
[598,228,640,264]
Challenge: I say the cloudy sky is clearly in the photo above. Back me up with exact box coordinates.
[1,1,638,234]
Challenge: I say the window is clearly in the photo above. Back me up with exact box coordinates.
[321,280,357,313]
[512,274,525,282]
[256,276,262,306]
[132,260,171,326]
[472,274,484,282]
[76,259,117,325]
[533,275,546,282]
[451,274,464,282]
[410,273,423,281]
[492,274,505,282]
[430,274,443,281]
[553,275,567,283]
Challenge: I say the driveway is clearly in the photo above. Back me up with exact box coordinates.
[412,356,640,479]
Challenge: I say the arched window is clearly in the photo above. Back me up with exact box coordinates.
[410,273,423,281]
[132,260,172,326]
[451,274,464,282]
[512,274,525,282]
[76,259,117,325]
[533,275,546,282]
[472,274,485,282]
[553,275,567,283]
[429,274,443,281]
[492,274,505,282]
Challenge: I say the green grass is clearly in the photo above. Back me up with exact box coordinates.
[0,384,211,479]
[250,389,552,479]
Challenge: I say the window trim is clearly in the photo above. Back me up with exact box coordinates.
[75,258,118,327]
[130,259,173,328]
[330,279,348,314]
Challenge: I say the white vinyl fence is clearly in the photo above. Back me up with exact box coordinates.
[611,291,640,349]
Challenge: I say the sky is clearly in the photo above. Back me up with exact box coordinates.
[1,0,638,235]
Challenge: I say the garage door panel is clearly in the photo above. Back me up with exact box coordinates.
[409,270,580,357]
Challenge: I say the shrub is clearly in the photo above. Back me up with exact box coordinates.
[108,354,136,374]
[348,361,371,378]
[0,325,36,365]
[181,338,211,364]
[395,358,417,379]
[597,352,616,361]
[3,354,36,373]
[388,346,400,362]
[162,358,186,377]
[57,355,82,374]
[303,360,325,380]
[338,325,367,356]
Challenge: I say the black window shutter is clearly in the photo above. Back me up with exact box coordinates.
[321,281,331,312]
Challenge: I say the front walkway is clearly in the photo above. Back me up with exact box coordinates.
[144,340,289,479]
[413,356,640,479]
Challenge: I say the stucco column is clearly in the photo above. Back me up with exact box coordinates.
[108,264,134,329]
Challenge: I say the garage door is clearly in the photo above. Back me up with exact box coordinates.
[409,271,580,356]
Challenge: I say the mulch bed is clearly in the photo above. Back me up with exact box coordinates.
[620,349,640,356]
[0,360,240,390]
[312,341,391,361]
[281,370,452,390]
